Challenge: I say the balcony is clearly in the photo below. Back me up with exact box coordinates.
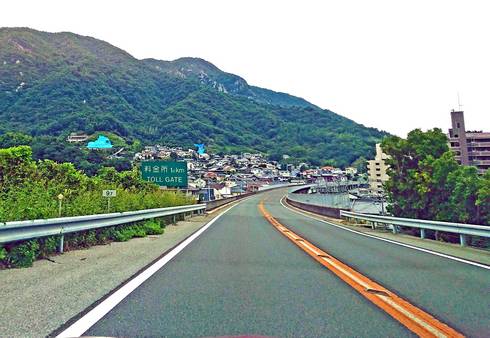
[467,142,490,148]
[470,159,490,166]
[469,150,490,157]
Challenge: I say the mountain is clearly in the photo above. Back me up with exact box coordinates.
[143,57,315,108]
[0,27,388,166]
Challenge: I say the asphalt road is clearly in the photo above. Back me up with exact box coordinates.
[85,191,411,337]
[82,188,489,337]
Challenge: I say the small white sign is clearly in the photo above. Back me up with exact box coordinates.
[102,190,116,197]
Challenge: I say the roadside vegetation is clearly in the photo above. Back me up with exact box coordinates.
[0,145,194,268]
[382,128,490,247]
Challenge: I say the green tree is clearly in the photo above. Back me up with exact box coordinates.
[0,132,33,148]
[477,171,490,225]
[382,128,489,226]
[382,128,450,220]
[351,156,367,174]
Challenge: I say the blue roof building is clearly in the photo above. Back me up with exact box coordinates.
[194,143,206,155]
[87,135,113,149]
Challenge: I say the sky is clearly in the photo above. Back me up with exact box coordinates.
[1,0,489,136]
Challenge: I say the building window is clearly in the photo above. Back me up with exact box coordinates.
[457,123,460,128]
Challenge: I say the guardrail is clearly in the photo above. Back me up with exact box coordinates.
[0,204,206,253]
[0,183,295,253]
[205,183,294,210]
[286,184,352,218]
[340,210,490,246]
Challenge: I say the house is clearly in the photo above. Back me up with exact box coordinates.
[67,133,89,143]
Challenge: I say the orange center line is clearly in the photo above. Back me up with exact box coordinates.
[258,201,464,338]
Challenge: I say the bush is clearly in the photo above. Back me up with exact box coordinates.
[38,236,58,258]
[64,233,84,249]
[113,226,135,242]
[131,224,147,238]
[6,240,40,268]
[143,219,164,235]
[84,230,98,247]
[96,227,115,244]
[0,247,6,261]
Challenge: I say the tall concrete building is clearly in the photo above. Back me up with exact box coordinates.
[448,110,490,174]
[367,143,390,194]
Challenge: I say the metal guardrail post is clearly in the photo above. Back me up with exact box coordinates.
[58,228,64,254]
[460,234,468,246]
[339,210,490,246]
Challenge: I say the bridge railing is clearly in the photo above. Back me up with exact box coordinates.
[340,210,490,246]
[0,204,206,252]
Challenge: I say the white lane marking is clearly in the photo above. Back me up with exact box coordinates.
[280,196,490,271]
[56,202,243,338]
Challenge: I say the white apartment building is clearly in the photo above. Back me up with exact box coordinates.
[367,143,390,194]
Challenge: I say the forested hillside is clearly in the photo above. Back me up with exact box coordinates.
[0,27,388,166]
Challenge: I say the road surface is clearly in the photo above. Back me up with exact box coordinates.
[63,188,488,337]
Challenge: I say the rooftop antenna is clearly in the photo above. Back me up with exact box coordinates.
[457,92,463,111]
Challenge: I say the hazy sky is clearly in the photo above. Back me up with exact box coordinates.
[2,0,489,136]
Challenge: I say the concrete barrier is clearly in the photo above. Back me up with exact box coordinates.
[286,197,347,218]
[204,183,294,211]
[204,193,254,211]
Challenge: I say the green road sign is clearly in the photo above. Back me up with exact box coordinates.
[141,161,188,188]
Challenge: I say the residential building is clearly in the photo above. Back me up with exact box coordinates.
[367,143,390,194]
[66,132,89,143]
[448,110,490,174]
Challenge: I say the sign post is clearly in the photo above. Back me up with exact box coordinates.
[141,161,188,188]
[102,190,116,213]
[57,193,64,217]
